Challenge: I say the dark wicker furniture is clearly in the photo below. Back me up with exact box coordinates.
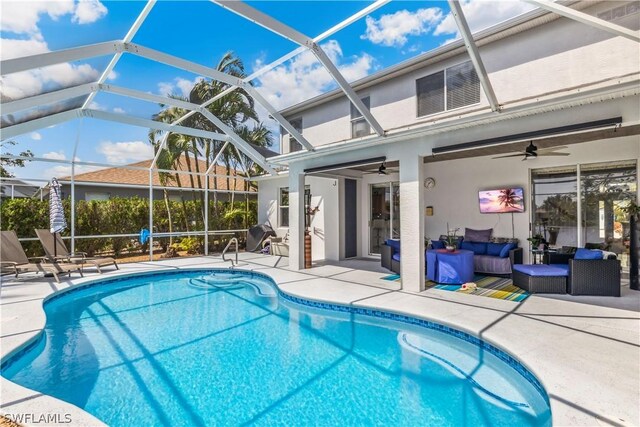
[381,244,400,274]
[568,259,621,296]
[512,266,568,294]
[546,252,621,297]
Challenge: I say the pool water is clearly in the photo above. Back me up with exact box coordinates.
[2,270,551,426]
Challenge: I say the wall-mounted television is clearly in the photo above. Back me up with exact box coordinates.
[479,188,525,213]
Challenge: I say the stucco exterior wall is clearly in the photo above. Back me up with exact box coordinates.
[281,2,640,150]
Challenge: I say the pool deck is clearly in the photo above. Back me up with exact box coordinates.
[1,254,638,426]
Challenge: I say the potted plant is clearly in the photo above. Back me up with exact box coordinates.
[445,225,460,252]
[527,234,546,250]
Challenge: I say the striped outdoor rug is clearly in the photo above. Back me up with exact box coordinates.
[381,274,529,302]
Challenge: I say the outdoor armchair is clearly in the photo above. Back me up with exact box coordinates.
[568,258,621,296]
[0,231,83,283]
[35,229,118,273]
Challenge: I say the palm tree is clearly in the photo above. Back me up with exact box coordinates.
[497,188,521,210]
[151,52,272,233]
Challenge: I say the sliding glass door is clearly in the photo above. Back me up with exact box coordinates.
[531,167,578,248]
[369,182,400,255]
[531,160,637,269]
[580,161,637,268]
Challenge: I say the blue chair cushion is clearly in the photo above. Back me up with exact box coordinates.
[461,241,487,255]
[513,264,569,277]
[499,242,517,258]
[574,248,603,260]
[431,240,445,250]
[392,253,401,262]
[385,239,401,254]
[486,242,506,256]
[548,264,570,275]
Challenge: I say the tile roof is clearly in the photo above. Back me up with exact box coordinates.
[61,155,253,192]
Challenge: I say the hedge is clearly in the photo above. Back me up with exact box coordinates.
[0,197,257,257]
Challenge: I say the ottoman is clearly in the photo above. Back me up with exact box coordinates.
[512,264,568,294]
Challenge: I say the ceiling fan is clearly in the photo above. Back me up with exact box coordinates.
[492,141,570,160]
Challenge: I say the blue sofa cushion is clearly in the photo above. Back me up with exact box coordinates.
[392,253,401,262]
[431,240,445,250]
[385,239,401,254]
[513,264,569,277]
[499,243,517,258]
[461,241,487,255]
[575,248,602,260]
[486,242,506,256]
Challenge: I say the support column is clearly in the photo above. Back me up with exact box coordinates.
[288,165,306,271]
[399,153,425,292]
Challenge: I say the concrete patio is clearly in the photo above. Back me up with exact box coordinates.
[1,254,638,426]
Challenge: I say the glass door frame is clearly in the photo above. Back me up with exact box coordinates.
[368,181,399,256]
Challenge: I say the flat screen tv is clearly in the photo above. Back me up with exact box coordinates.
[479,188,525,213]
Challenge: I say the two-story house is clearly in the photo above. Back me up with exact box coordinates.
[256,1,640,292]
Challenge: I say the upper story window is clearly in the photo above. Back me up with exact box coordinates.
[281,117,303,154]
[350,96,371,138]
[416,60,480,117]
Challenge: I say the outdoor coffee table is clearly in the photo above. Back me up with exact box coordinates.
[426,249,474,285]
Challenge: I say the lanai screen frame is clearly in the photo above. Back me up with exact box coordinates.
[1,0,637,261]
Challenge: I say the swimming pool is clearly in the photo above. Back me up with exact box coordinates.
[2,269,551,426]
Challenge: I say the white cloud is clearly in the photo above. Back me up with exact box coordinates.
[107,70,118,81]
[30,132,42,141]
[72,0,108,24]
[0,1,107,101]
[157,76,203,98]
[0,1,75,35]
[97,141,154,164]
[42,151,67,161]
[434,0,536,38]
[361,8,443,47]
[254,40,375,110]
[113,107,125,114]
[1,0,107,37]
[89,101,106,111]
[44,163,102,178]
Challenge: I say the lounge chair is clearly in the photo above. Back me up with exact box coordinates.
[35,229,118,273]
[0,230,83,283]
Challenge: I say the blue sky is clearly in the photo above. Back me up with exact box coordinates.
[0,0,535,181]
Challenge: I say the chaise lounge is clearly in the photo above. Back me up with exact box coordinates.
[0,231,83,283]
[36,229,119,273]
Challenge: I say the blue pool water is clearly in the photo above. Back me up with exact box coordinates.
[2,270,551,426]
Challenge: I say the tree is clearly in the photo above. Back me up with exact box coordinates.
[150,52,272,231]
[1,140,33,178]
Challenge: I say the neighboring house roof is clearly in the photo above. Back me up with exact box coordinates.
[60,155,254,192]
[0,179,40,198]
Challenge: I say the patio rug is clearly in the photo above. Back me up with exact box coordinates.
[381,274,529,302]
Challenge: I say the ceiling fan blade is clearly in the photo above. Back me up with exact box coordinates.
[538,145,568,152]
[538,152,570,156]
[492,153,526,159]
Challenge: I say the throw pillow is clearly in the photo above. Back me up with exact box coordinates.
[385,239,401,253]
[464,228,492,242]
[499,242,517,258]
[431,240,445,250]
[487,242,506,257]
[574,248,603,260]
[461,241,487,255]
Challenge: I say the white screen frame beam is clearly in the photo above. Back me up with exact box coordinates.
[525,0,640,43]
[214,0,385,137]
[448,0,500,112]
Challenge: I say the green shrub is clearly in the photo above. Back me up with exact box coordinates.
[0,196,256,258]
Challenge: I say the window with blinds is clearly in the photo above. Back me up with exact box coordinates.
[416,71,444,117]
[350,96,371,138]
[416,61,480,117]
[446,61,480,110]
